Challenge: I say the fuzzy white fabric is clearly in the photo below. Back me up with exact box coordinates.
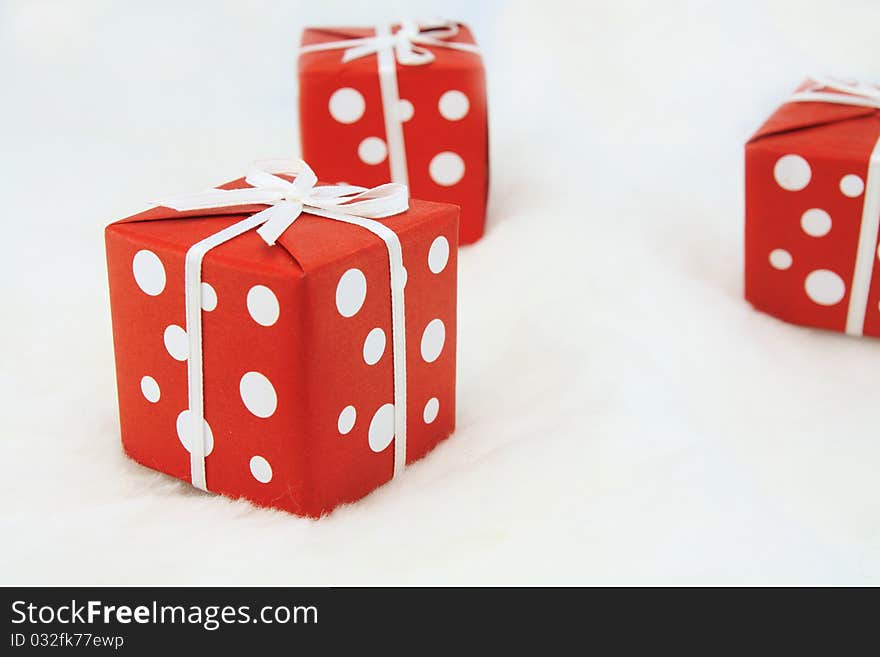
[2,0,879,585]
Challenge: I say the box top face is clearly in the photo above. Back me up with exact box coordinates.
[749,80,880,150]
[107,177,459,276]
[299,22,482,76]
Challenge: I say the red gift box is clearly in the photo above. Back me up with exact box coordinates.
[298,20,488,245]
[105,160,459,517]
[745,77,880,336]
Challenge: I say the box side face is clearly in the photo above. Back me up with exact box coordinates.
[297,204,459,515]
[105,218,312,514]
[397,58,488,245]
[745,117,878,334]
[298,28,488,245]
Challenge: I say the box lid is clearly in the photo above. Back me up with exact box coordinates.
[108,176,459,275]
[749,79,879,143]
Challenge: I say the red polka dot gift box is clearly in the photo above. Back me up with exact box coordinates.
[298,20,488,246]
[745,77,880,336]
[105,160,458,517]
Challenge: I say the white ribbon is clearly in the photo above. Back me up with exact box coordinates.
[299,20,481,187]
[156,159,410,491]
[786,77,880,336]
[300,19,480,66]
[788,75,880,110]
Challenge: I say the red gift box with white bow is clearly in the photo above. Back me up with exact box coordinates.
[745,77,880,336]
[105,160,459,517]
[298,20,488,245]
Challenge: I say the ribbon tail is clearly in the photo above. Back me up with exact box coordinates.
[314,183,409,218]
[342,42,381,62]
[254,201,304,245]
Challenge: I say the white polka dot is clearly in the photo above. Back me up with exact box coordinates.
[328,87,365,124]
[247,285,280,326]
[249,455,273,483]
[358,137,388,165]
[840,174,865,198]
[774,154,811,191]
[163,324,188,361]
[801,209,832,237]
[336,268,367,317]
[420,318,446,363]
[239,371,277,418]
[363,327,386,365]
[423,397,439,424]
[769,249,793,270]
[132,250,166,296]
[176,410,214,456]
[368,403,395,452]
[201,282,217,311]
[140,375,160,403]
[438,90,470,120]
[397,99,414,122]
[428,236,450,274]
[805,269,846,306]
[429,151,465,186]
[338,405,356,435]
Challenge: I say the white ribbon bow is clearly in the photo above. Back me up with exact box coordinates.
[787,76,880,336]
[789,75,880,110]
[156,159,410,492]
[159,158,408,245]
[300,19,480,66]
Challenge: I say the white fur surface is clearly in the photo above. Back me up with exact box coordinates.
[2,0,880,585]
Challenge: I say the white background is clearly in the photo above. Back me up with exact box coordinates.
[2,0,879,585]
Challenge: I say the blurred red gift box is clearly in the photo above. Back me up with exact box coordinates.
[745,77,880,336]
[298,20,489,245]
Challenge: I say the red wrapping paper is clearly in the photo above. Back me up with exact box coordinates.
[745,81,880,335]
[298,23,489,245]
[105,176,459,517]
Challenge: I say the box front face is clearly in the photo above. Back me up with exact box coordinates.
[299,25,488,245]
[397,58,488,245]
[106,217,310,514]
[745,116,880,335]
